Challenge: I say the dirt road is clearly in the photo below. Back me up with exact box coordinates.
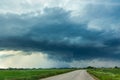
[40,70,96,80]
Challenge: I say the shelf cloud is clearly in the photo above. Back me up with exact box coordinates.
[0,0,120,68]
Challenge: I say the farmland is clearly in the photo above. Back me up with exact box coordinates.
[88,68,120,80]
[0,69,75,80]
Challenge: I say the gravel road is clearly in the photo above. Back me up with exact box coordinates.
[40,70,95,80]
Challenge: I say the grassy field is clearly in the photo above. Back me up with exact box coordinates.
[0,69,75,80]
[88,68,120,80]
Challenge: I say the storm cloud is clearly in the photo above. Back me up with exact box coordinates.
[0,0,120,68]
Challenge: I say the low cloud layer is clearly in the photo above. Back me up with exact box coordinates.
[0,50,119,68]
[0,50,69,68]
[0,0,120,68]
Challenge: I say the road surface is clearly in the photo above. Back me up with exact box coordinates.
[40,70,96,80]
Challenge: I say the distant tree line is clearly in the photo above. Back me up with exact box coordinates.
[0,66,119,70]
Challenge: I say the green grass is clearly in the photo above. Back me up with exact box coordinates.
[88,68,120,80]
[0,69,75,80]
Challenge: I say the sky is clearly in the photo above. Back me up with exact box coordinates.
[0,0,120,68]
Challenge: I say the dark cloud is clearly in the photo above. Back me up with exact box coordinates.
[104,38,120,47]
[0,36,120,61]
[0,6,120,62]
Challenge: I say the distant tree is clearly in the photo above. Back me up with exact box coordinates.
[114,66,119,69]
[86,66,95,69]
[8,67,14,70]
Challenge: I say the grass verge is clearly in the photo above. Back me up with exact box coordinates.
[0,69,75,80]
[87,68,120,80]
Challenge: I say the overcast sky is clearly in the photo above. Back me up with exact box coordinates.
[0,0,120,68]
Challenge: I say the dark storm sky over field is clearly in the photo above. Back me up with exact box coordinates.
[0,0,120,68]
